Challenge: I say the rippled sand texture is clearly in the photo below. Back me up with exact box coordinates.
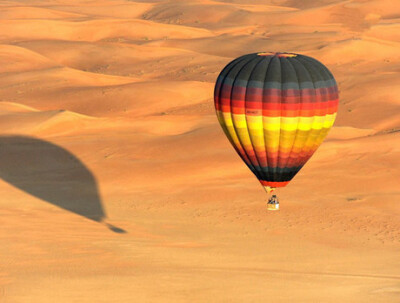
[0,0,399,302]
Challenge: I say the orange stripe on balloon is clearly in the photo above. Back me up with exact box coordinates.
[259,180,290,187]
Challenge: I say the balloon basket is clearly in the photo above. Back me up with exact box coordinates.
[267,194,279,211]
[267,203,280,211]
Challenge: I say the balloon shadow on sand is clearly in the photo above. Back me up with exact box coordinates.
[0,135,126,233]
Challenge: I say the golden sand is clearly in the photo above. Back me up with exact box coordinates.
[0,0,399,302]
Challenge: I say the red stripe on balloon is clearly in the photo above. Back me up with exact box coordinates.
[219,105,338,116]
[217,98,338,110]
[259,180,290,188]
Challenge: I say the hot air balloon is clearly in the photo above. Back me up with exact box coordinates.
[214,52,339,210]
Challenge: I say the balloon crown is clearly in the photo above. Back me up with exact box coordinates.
[257,52,297,57]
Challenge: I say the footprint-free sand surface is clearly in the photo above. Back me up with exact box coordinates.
[0,0,399,302]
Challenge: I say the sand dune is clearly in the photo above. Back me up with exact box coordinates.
[0,6,85,20]
[0,18,212,42]
[0,0,399,302]
[14,41,226,81]
[0,44,57,73]
[318,37,400,64]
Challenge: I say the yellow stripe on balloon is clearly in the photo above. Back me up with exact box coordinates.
[247,125,266,150]
[220,111,233,127]
[216,110,337,160]
[263,116,281,131]
[217,111,241,146]
[221,113,337,130]
[297,117,314,131]
[323,113,337,128]
[246,115,263,130]
[281,117,300,131]
[236,128,252,146]
[232,114,247,128]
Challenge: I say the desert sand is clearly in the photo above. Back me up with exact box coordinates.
[0,0,399,302]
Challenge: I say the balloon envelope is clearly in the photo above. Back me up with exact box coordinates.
[214,52,339,193]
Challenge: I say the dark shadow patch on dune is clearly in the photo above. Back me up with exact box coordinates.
[0,135,126,233]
